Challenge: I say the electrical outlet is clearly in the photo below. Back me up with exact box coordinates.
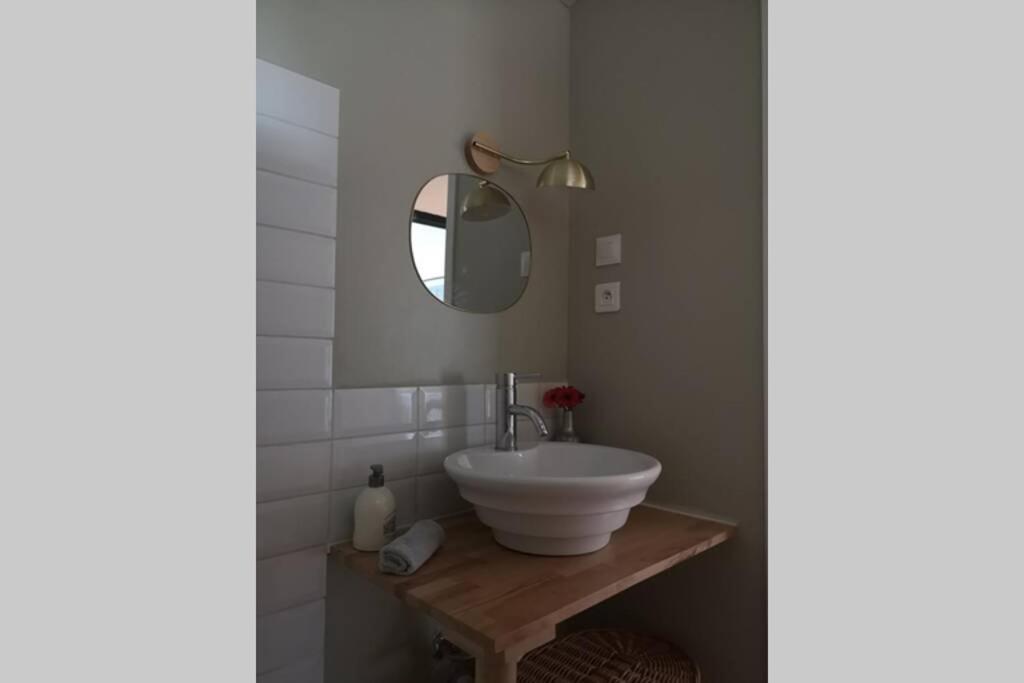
[595,282,621,313]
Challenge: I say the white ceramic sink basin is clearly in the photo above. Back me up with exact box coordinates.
[444,442,661,556]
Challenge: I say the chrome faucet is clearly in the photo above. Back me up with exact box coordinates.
[494,371,550,450]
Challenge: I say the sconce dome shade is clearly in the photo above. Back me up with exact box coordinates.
[537,157,595,190]
[461,182,512,221]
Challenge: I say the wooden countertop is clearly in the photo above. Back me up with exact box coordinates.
[331,505,735,681]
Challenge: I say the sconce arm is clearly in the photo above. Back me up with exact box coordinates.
[471,139,571,167]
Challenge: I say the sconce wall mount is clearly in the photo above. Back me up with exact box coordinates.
[465,132,595,191]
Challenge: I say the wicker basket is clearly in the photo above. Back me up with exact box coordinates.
[517,629,700,683]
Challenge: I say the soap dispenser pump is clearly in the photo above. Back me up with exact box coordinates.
[353,464,396,551]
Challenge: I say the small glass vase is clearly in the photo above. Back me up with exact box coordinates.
[554,408,581,443]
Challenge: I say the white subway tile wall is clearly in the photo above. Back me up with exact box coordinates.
[484,383,496,423]
[389,476,418,529]
[257,547,328,616]
[256,114,339,187]
[256,390,333,446]
[326,487,362,544]
[257,493,330,560]
[332,432,417,489]
[416,425,488,475]
[256,281,335,339]
[256,170,337,237]
[333,387,418,438]
[257,656,324,683]
[257,441,332,503]
[256,59,341,137]
[257,225,336,288]
[418,384,487,428]
[257,598,327,674]
[256,60,339,682]
[256,337,333,390]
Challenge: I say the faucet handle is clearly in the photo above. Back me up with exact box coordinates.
[495,371,541,387]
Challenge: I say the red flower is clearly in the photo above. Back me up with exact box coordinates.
[543,387,559,408]
[543,385,586,410]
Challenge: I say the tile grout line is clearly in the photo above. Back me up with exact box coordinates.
[257,473,440,507]
[256,420,494,450]
[256,542,330,565]
[256,110,339,141]
[256,165,337,191]
[257,57,339,94]
[254,332,334,341]
[257,333,336,342]
[257,592,327,621]
[323,391,334,562]
[257,278,336,293]
[256,277,336,293]
[257,221,337,241]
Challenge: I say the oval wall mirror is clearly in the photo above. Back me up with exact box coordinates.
[409,173,531,313]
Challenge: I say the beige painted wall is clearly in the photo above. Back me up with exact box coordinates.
[257,0,570,388]
[566,1,765,681]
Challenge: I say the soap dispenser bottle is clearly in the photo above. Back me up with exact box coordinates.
[353,464,396,551]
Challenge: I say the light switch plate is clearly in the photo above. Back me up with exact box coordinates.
[595,234,622,266]
[595,282,621,313]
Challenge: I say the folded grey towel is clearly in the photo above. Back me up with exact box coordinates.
[378,520,446,575]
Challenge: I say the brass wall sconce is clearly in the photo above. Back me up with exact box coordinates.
[465,132,595,190]
[460,180,512,221]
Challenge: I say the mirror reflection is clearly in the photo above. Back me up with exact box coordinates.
[409,173,530,313]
